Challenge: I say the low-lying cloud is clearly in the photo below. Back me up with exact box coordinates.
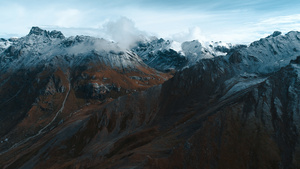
[102,17,148,49]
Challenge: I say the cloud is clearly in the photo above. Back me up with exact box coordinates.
[198,13,300,44]
[260,14,300,25]
[0,1,300,46]
[170,27,208,43]
[231,14,300,43]
[255,14,300,34]
[167,27,209,52]
[102,17,148,49]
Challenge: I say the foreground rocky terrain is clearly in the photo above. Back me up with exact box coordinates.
[0,28,300,169]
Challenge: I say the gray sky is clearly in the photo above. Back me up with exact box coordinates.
[1,0,300,44]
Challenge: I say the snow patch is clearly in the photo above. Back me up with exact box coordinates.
[170,41,182,52]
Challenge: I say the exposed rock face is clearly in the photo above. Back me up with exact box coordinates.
[0,29,300,169]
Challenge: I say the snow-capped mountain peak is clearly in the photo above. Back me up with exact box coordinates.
[228,31,300,74]
[0,27,146,72]
[132,38,233,71]
[28,26,65,39]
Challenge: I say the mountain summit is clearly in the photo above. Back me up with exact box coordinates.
[0,27,152,71]
[29,26,65,39]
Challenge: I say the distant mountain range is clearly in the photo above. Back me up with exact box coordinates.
[0,27,300,169]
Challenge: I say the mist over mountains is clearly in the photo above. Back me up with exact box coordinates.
[0,26,300,169]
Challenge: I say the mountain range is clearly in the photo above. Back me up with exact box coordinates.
[0,27,300,169]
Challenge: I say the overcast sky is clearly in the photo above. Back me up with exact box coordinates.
[0,0,300,44]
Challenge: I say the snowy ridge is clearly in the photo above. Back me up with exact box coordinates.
[133,38,172,59]
[2,27,300,75]
[132,38,232,71]
[181,40,229,63]
[0,27,145,72]
[227,31,300,74]
[133,31,300,74]
[204,41,233,55]
[0,38,12,52]
[132,38,185,71]
[182,40,232,60]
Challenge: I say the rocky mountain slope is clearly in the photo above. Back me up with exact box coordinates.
[0,27,171,157]
[0,29,300,169]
